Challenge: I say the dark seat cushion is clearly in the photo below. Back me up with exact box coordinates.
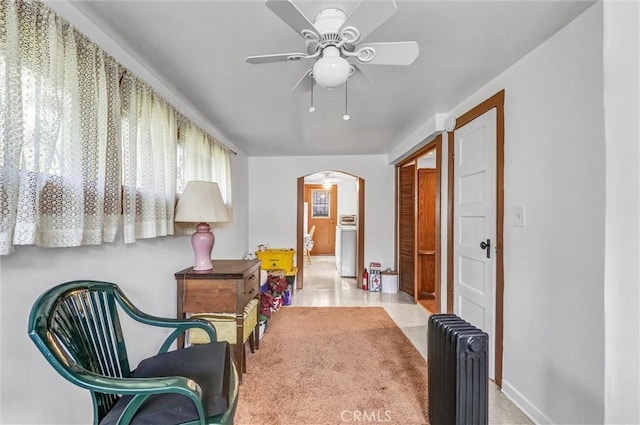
[100,342,231,425]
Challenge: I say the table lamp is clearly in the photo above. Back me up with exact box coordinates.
[174,181,230,271]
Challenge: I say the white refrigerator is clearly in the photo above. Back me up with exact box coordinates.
[335,225,356,277]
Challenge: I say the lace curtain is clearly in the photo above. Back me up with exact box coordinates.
[121,73,177,243]
[0,0,121,255]
[175,122,232,235]
[177,121,232,206]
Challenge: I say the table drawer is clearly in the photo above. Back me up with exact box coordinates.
[184,279,235,313]
[244,268,259,304]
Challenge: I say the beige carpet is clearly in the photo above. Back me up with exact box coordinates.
[235,307,428,425]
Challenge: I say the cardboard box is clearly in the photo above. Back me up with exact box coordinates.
[369,262,382,292]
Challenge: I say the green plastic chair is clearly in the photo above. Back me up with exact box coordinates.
[28,280,239,425]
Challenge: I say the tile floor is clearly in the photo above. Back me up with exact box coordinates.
[290,256,533,425]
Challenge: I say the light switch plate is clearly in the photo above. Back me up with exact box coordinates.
[513,204,526,227]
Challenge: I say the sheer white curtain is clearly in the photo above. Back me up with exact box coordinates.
[0,0,121,255]
[177,121,232,206]
[175,122,232,235]
[0,0,22,255]
[120,73,177,243]
[210,139,232,209]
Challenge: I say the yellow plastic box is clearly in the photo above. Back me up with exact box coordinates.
[256,248,295,272]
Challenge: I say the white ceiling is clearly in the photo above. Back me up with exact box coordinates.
[305,170,355,183]
[61,0,594,157]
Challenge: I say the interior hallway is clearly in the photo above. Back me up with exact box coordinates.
[290,255,533,425]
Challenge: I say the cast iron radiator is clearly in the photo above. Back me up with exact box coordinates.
[428,314,488,425]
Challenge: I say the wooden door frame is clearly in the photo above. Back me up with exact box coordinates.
[447,89,505,387]
[395,135,442,312]
[296,172,365,289]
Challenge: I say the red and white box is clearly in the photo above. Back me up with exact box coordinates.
[369,262,382,292]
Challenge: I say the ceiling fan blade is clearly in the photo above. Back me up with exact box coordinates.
[339,0,397,43]
[246,52,308,64]
[350,64,373,84]
[266,0,320,40]
[355,42,419,66]
[291,69,313,93]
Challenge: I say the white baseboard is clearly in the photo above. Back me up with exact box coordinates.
[501,379,554,424]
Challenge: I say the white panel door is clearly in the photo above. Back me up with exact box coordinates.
[453,108,497,380]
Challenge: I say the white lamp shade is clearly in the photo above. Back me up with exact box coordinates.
[313,46,351,89]
[175,181,230,223]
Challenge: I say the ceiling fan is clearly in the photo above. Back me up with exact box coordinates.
[246,0,419,91]
[320,172,341,187]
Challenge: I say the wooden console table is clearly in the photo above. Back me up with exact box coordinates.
[174,259,261,377]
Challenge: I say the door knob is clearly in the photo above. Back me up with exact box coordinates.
[480,239,491,259]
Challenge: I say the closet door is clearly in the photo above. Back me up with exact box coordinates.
[398,163,416,296]
[418,168,436,297]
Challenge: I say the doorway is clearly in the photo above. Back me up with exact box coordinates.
[447,90,505,386]
[305,184,338,256]
[396,135,442,312]
[296,171,365,290]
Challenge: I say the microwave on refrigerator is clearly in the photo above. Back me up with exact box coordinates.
[339,215,356,225]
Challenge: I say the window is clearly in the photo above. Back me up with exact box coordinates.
[177,121,232,204]
[120,74,177,243]
[311,190,331,218]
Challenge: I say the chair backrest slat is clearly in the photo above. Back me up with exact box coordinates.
[90,292,123,378]
[82,291,120,378]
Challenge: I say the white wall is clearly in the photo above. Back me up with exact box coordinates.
[509,6,606,424]
[0,152,250,424]
[337,179,357,216]
[387,113,448,164]
[248,155,395,270]
[602,1,640,423]
[393,3,607,424]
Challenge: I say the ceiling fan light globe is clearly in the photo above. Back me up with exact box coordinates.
[313,55,351,89]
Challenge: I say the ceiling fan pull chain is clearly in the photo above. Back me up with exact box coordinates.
[309,79,315,113]
[343,81,350,121]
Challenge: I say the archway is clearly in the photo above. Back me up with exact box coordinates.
[296,171,365,289]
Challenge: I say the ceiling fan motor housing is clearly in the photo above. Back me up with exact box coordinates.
[313,8,346,35]
[306,8,353,55]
